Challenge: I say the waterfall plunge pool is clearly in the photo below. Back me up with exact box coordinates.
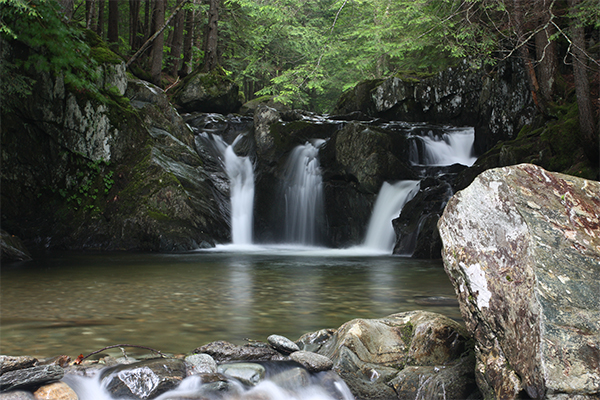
[0,249,459,359]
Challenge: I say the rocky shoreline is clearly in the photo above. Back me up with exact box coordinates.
[1,310,478,399]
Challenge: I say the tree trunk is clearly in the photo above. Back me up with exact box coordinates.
[568,0,598,163]
[129,0,142,50]
[203,0,219,72]
[534,0,557,102]
[97,0,105,37]
[59,0,74,20]
[179,1,196,77]
[107,0,119,44]
[86,0,97,29]
[150,0,166,85]
[512,0,544,113]
[168,9,186,76]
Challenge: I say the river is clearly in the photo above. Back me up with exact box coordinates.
[0,247,459,360]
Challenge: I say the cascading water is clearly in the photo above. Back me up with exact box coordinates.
[409,127,477,167]
[201,132,255,245]
[282,139,326,245]
[362,181,420,253]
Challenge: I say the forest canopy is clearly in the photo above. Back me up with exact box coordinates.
[1,0,599,114]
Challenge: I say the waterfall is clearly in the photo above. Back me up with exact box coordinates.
[363,181,420,252]
[202,133,255,245]
[283,140,326,245]
[224,137,255,245]
[409,127,477,167]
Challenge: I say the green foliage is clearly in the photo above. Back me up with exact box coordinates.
[1,0,102,107]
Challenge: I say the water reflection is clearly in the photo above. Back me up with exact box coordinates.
[0,249,460,358]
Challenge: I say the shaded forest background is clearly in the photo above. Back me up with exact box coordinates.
[1,0,599,157]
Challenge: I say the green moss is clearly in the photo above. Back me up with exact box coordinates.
[147,209,170,220]
[400,322,414,345]
[90,46,123,65]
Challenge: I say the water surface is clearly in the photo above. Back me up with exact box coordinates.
[1,248,460,359]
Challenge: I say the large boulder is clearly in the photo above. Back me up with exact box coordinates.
[438,164,600,399]
[297,311,478,400]
[172,69,242,114]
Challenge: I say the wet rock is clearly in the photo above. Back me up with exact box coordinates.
[0,356,37,375]
[0,366,64,392]
[298,311,475,400]
[0,231,32,262]
[194,341,283,363]
[269,366,311,389]
[267,335,300,354]
[438,163,600,399]
[101,358,186,399]
[392,178,454,258]
[333,59,535,156]
[184,354,217,375]
[32,382,77,400]
[323,121,415,194]
[217,363,266,386]
[253,105,280,161]
[289,351,333,373]
[0,391,35,400]
[172,69,242,114]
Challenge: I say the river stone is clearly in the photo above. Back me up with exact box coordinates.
[269,366,311,389]
[253,105,280,161]
[217,363,266,386]
[184,353,217,375]
[0,366,63,392]
[0,356,37,375]
[32,382,77,400]
[300,311,474,400]
[172,70,241,114]
[194,341,283,363]
[100,358,186,399]
[289,351,333,373]
[267,334,300,354]
[0,391,35,400]
[438,163,600,399]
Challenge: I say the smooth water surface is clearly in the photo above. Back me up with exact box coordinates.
[1,248,460,359]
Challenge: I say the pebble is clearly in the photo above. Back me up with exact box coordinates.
[290,351,333,372]
[267,334,300,354]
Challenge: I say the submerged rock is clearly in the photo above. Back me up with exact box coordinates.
[100,358,186,399]
[438,163,600,399]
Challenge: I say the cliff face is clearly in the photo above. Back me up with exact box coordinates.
[1,54,229,252]
[332,59,537,157]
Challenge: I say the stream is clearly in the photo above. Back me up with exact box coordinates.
[0,248,459,359]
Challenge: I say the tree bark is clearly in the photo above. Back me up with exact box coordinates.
[86,0,97,29]
[568,0,598,163]
[129,0,142,50]
[150,0,166,85]
[96,0,105,37]
[203,0,219,72]
[59,0,74,20]
[107,0,119,44]
[512,0,544,113]
[534,0,557,102]
[179,1,196,77]
[168,9,186,76]
[126,0,190,69]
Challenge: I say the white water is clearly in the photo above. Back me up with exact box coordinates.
[362,181,420,253]
[410,127,477,166]
[224,137,255,245]
[283,140,326,245]
[208,133,255,245]
[63,368,354,400]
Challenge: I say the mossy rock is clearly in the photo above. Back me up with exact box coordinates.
[172,68,242,114]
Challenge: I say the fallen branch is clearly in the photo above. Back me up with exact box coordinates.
[126,0,190,69]
[74,344,166,364]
